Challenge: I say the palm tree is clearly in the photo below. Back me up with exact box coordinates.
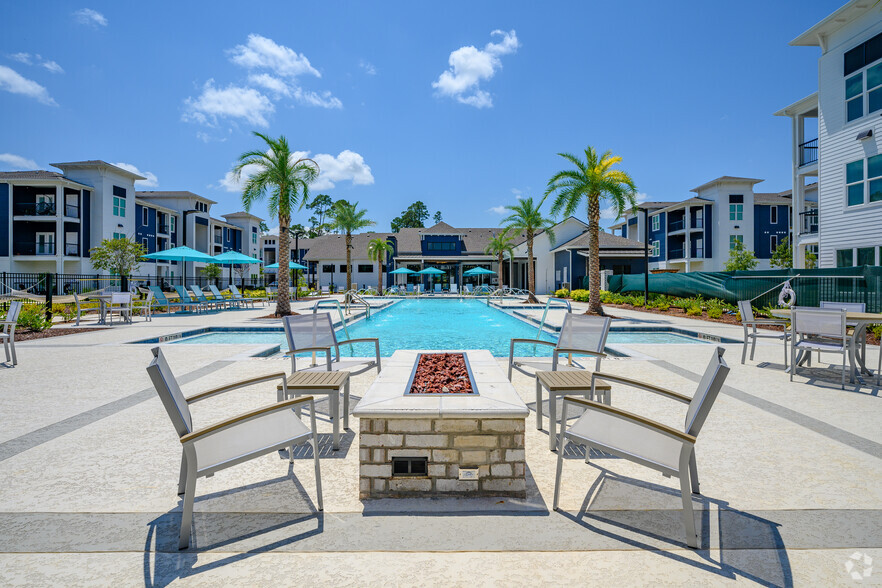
[484,229,515,293]
[233,131,319,316]
[328,200,375,291]
[544,147,637,314]
[500,197,556,303]
[367,237,394,294]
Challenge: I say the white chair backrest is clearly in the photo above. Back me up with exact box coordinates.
[465,284,473,293]
[144,290,154,304]
[111,292,131,304]
[820,301,866,313]
[556,313,612,354]
[5,300,23,323]
[791,307,847,340]
[282,313,339,361]
[737,300,755,323]
[684,347,730,437]
[146,347,193,438]
[321,286,329,293]
[451,284,458,293]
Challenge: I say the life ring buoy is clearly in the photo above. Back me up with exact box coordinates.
[778,280,796,307]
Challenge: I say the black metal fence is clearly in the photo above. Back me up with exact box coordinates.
[1,272,268,296]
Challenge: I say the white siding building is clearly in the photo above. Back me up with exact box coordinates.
[776,0,882,268]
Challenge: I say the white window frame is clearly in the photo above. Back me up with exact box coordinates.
[651,215,659,231]
[770,234,778,252]
[845,155,882,208]
[651,240,660,257]
[113,232,125,241]
[142,207,149,226]
[170,216,176,233]
[113,196,126,217]
[36,231,55,255]
[770,205,777,224]
[729,235,743,250]
[142,238,149,250]
[845,60,882,123]
[729,204,743,221]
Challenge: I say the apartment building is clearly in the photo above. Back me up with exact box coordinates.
[776,0,882,268]
[608,176,802,272]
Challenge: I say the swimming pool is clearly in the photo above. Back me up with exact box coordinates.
[161,299,723,356]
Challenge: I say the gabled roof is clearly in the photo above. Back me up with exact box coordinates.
[639,201,680,209]
[222,211,265,222]
[551,230,645,252]
[791,0,875,48]
[301,232,394,261]
[691,176,764,193]
[136,191,218,205]
[0,170,93,189]
[51,160,146,180]
[753,192,793,205]
[418,221,461,235]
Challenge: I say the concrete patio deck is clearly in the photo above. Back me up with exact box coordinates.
[0,296,880,586]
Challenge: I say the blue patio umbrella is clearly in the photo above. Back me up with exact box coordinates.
[417,266,445,290]
[463,266,496,289]
[264,261,309,270]
[389,267,416,274]
[142,246,215,285]
[212,251,262,287]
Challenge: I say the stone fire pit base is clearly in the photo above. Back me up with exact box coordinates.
[359,417,526,499]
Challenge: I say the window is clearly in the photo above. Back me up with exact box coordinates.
[770,235,778,251]
[35,232,55,255]
[837,249,854,267]
[651,240,660,257]
[113,232,125,240]
[339,265,347,273]
[857,247,875,266]
[358,264,373,273]
[651,215,659,231]
[142,238,149,250]
[113,196,126,217]
[846,155,882,206]
[195,201,208,212]
[170,216,176,233]
[728,195,743,221]
[729,235,743,250]
[770,205,778,224]
[252,230,257,244]
[142,207,148,226]
[426,241,456,251]
[322,264,334,273]
[844,32,882,121]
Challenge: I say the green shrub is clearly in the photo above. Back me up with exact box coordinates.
[870,324,881,339]
[17,304,53,331]
[553,288,570,299]
[245,289,267,299]
[569,289,590,302]
[707,307,723,319]
[51,303,77,322]
[655,302,670,311]
[686,305,702,316]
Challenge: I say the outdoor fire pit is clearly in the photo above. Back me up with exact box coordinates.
[353,350,529,499]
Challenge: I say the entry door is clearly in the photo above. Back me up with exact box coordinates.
[36,232,55,255]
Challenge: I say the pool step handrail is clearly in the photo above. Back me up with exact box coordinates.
[343,290,371,319]
[313,298,353,341]
[536,296,571,338]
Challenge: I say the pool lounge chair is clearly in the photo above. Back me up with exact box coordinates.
[173,286,209,313]
[146,347,322,549]
[434,283,442,294]
[229,285,261,308]
[464,284,473,295]
[208,285,239,309]
[1,300,22,366]
[508,313,611,380]
[190,285,227,310]
[321,286,330,296]
[553,347,730,549]
[148,287,194,314]
[282,313,381,376]
[450,283,458,295]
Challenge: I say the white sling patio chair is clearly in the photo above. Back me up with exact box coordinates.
[132,289,154,321]
[790,306,851,389]
[282,313,381,375]
[737,301,790,367]
[553,347,730,549]
[146,347,322,549]
[1,300,22,366]
[508,313,611,380]
[450,283,458,294]
[108,292,133,325]
[228,285,261,308]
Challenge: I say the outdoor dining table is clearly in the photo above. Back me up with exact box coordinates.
[772,308,882,384]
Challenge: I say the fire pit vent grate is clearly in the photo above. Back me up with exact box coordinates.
[391,457,428,477]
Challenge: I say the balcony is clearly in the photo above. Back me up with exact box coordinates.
[799,210,818,235]
[691,218,704,229]
[64,242,79,256]
[13,202,56,216]
[64,204,79,218]
[799,138,818,167]
[691,247,704,258]
[14,241,55,255]
[668,248,685,260]
[668,220,685,232]
[214,235,222,244]
[157,223,170,234]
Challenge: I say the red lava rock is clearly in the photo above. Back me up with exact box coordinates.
[409,353,474,394]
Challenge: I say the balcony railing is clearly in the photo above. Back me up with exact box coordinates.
[14,241,55,255]
[64,204,79,218]
[691,218,704,229]
[13,202,56,216]
[692,247,704,258]
[669,220,685,232]
[64,242,79,256]
[799,210,818,235]
[214,235,222,244]
[799,138,818,166]
[669,248,685,259]
[158,223,170,234]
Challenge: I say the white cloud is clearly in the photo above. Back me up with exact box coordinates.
[6,53,64,74]
[0,65,57,106]
[111,162,159,188]
[0,153,38,170]
[359,60,377,75]
[228,34,320,78]
[601,192,648,220]
[217,149,373,193]
[248,73,291,97]
[487,205,507,215]
[292,87,342,109]
[183,79,274,127]
[432,29,519,108]
[73,8,107,27]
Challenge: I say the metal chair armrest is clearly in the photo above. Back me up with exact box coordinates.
[337,337,379,345]
[562,396,696,443]
[589,372,691,404]
[285,347,333,371]
[553,348,607,359]
[180,396,314,444]
[187,372,288,403]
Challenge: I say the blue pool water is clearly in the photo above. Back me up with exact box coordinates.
[169,299,711,356]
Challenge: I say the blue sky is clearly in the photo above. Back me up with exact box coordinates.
[1,1,841,232]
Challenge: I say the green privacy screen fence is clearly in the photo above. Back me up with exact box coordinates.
[602,266,882,312]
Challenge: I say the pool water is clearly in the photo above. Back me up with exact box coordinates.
[171,299,710,356]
